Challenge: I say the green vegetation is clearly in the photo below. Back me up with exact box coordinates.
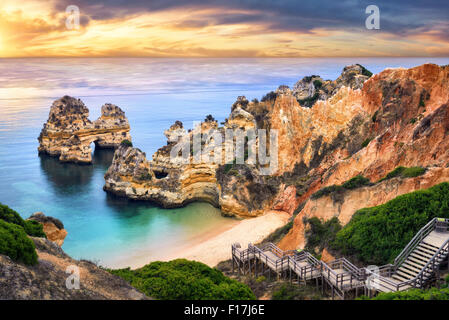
[108,259,256,300]
[378,166,426,183]
[372,110,379,123]
[410,117,417,124]
[261,91,278,102]
[0,204,45,237]
[313,79,323,89]
[272,283,323,300]
[419,94,426,108]
[359,287,449,300]
[304,217,342,254]
[311,175,371,200]
[342,175,372,190]
[356,64,373,77]
[120,139,133,148]
[297,92,320,108]
[0,220,38,265]
[311,185,344,200]
[361,137,373,149]
[332,182,449,265]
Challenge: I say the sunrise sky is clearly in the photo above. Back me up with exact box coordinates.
[0,0,448,58]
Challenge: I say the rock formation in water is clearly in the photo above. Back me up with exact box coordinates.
[27,212,67,246]
[104,64,449,226]
[38,96,131,164]
[0,236,148,300]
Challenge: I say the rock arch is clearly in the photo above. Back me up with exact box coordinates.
[38,96,132,164]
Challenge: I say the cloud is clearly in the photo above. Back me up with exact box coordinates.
[0,0,448,57]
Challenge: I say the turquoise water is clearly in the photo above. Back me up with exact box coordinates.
[0,57,448,268]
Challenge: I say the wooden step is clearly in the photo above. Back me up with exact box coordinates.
[400,263,422,274]
[417,245,437,255]
[413,249,434,259]
[403,259,426,270]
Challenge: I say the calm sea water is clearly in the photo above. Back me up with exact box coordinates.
[0,57,448,268]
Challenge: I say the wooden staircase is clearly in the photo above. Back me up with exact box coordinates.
[232,217,449,297]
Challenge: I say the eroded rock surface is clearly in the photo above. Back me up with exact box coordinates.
[104,64,449,222]
[38,96,131,164]
[0,237,148,300]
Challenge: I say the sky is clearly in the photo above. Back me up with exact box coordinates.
[0,0,448,58]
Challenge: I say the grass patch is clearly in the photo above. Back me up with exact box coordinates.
[332,182,449,265]
[108,259,256,300]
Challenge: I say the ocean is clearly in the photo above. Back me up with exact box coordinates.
[0,57,448,267]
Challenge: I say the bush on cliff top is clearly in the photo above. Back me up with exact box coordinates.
[120,139,133,148]
[332,182,449,265]
[108,259,256,300]
[0,204,45,238]
[0,220,38,265]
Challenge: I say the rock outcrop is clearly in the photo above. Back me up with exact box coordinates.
[38,96,131,164]
[278,63,449,251]
[104,64,449,223]
[0,237,148,300]
[27,212,67,246]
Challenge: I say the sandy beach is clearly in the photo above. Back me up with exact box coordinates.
[161,210,291,267]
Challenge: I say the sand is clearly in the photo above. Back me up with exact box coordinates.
[161,210,291,267]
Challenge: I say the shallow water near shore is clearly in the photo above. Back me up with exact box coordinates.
[0,57,448,268]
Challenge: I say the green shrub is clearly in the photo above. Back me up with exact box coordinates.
[311,175,371,200]
[0,204,45,237]
[0,220,38,265]
[342,175,371,190]
[313,80,322,89]
[378,166,426,182]
[304,217,342,253]
[297,93,319,108]
[356,64,373,77]
[108,259,256,300]
[359,287,449,300]
[261,91,277,102]
[372,110,379,122]
[272,283,322,300]
[311,185,344,199]
[332,182,449,265]
[120,139,133,147]
[361,138,372,149]
[410,118,417,124]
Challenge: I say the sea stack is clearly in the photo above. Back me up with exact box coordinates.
[38,96,131,164]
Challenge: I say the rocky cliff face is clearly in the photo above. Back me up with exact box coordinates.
[104,64,449,221]
[279,63,449,251]
[0,237,148,300]
[38,96,131,164]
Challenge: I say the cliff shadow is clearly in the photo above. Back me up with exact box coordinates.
[39,147,115,195]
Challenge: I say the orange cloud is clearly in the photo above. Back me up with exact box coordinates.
[0,1,448,57]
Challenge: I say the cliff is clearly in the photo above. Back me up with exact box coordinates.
[104,64,449,221]
[38,96,131,164]
[0,236,148,300]
[279,63,449,251]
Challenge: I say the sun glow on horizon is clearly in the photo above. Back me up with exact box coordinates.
[0,1,448,58]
